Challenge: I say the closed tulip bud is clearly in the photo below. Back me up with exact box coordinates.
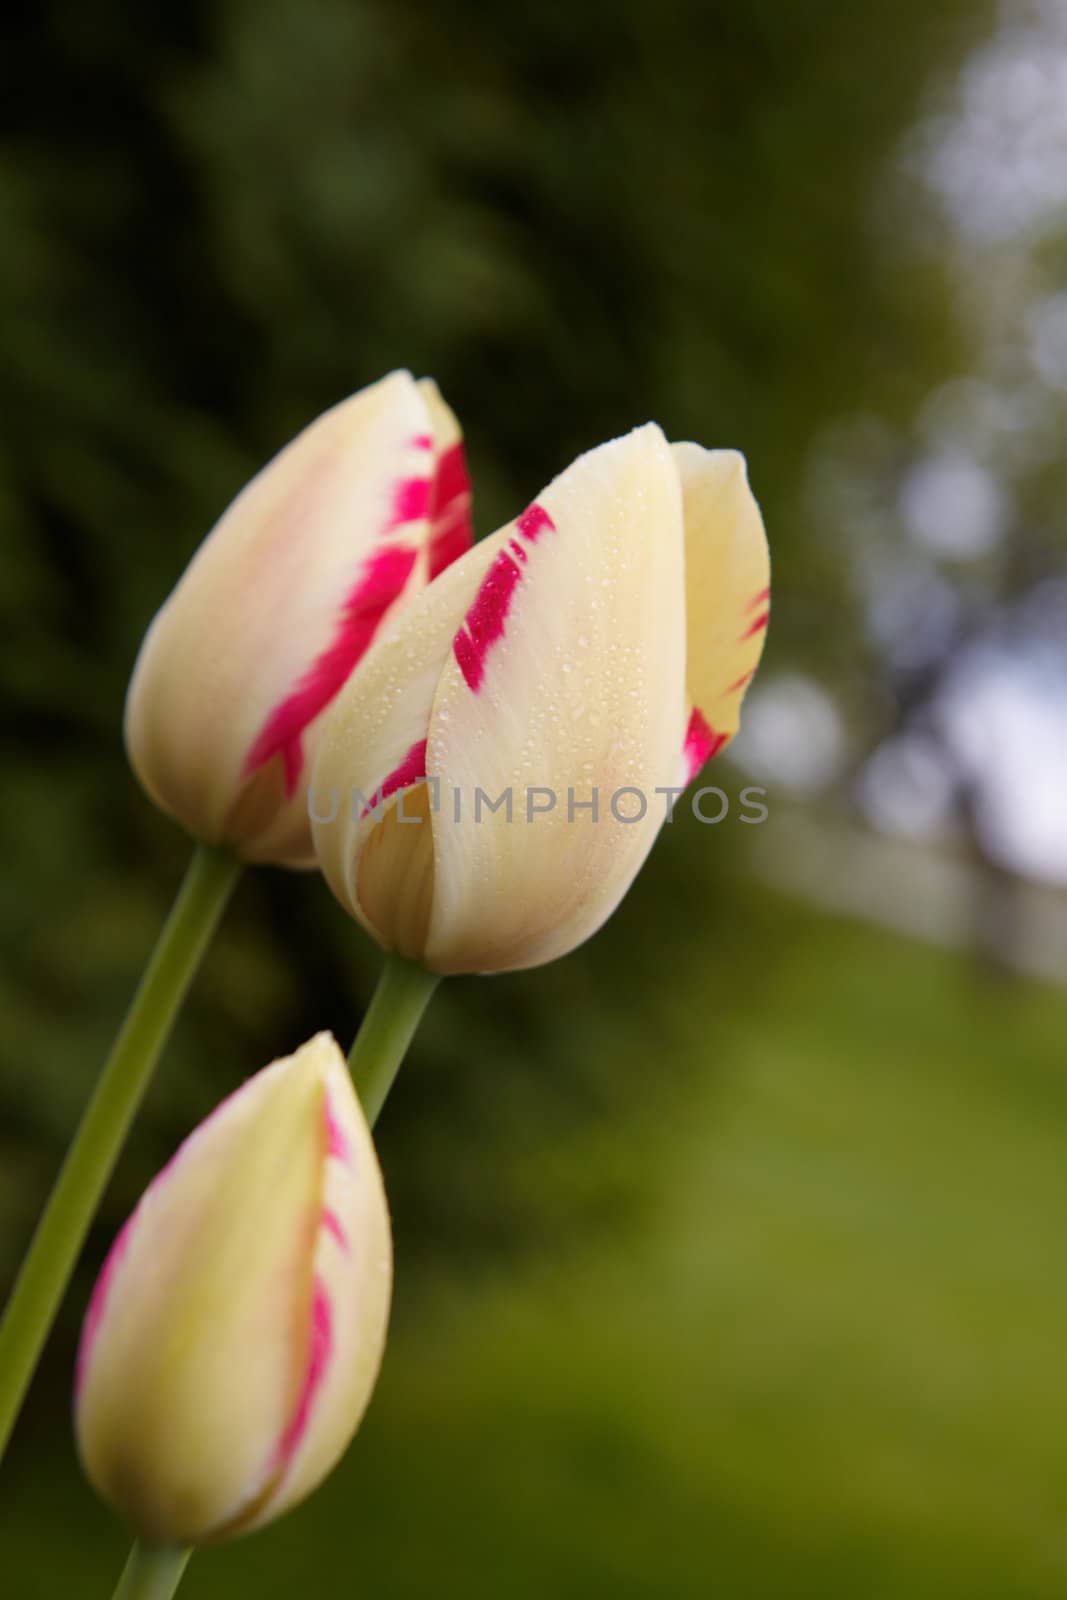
[125,370,473,866]
[311,425,769,973]
[74,1034,391,1547]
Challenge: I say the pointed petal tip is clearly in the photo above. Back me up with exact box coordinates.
[673,441,751,485]
[619,419,672,459]
[566,421,672,478]
[288,1031,347,1085]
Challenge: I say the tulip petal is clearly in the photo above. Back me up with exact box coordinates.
[671,445,770,781]
[125,371,440,867]
[681,706,729,785]
[309,529,504,946]
[418,378,475,581]
[424,425,688,973]
[240,542,420,799]
[75,1035,389,1547]
[242,1053,391,1531]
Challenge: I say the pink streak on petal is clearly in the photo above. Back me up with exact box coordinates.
[434,442,471,509]
[683,707,728,784]
[321,1208,349,1253]
[386,477,432,531]
[275,1277,333,1470]
[740,609,769,642]
[411,434,433,450]
[726,669,755,694]
[324,1093,352,1167]
[377,739,428,802]
[243,543,418,795]
[748,586,771,609]
[75,1215,135,1396]
[427,442,473,581]
[453,549,524,692]
[360,738,429,819]
[509,538,528,564]
[517,503,555,543]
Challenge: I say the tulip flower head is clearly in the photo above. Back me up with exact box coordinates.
[311,425,769,973]
[75,1034,391,1546]
[125,371,473,866]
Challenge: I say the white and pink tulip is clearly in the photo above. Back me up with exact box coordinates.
[74,1034,391,1547]
[124,370,473,866]
[310,424,769,974]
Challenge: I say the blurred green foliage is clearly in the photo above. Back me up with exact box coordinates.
[9,917,1067,1595]
[6,1,1062,1596]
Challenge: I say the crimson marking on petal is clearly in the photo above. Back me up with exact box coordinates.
[361,738,428,818]
[324,1094,352,1166]
[274,1276,333,1470]
[517,503,555,543]
[683,708,728,784]
[322,1208,349,1253]
[727,669,755,694]
[427,442,473,581]
[434,442,471,510]
[411,433,433,450]
[748,586,770,609]
[75,1215,135,1395]
[453,549,524,691]
[386,476,432,531]
[509,538,528,564]
[378,738,428,801]
[243,543,418,795]
[740,609,769,642]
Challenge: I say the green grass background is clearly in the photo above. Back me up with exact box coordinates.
[7,904,1066,1597]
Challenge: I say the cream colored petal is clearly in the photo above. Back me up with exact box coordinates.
[124,371,434,866]
[423,425,688,974]
[241,1051,391,1532]
[309,529,503,947]
[76,1038,334,1546]
[673,445,770,768]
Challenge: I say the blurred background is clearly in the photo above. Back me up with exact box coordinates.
[2,0,1066,1594]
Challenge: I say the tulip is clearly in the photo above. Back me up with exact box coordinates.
[125,370,473,867]
[310,425,769,973]
[75,1034,391,1547]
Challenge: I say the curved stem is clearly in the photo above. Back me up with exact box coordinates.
[0,843,241,1458]
[348,952,441,1127]
[112,1543,191,1600]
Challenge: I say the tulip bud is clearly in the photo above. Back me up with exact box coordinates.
[125,370,473,866]
[310,425,769,974]
[75,1034,391,1547]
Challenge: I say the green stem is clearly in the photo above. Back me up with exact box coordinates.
[348,952,441,1127]
[112,1543,191,1600]
[0,843,241,1459]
